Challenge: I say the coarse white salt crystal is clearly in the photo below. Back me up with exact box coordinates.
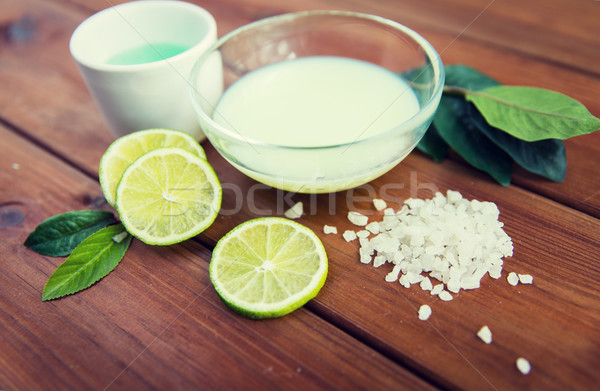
[385,264,402,282]
[356,230,370,238]
[399,274,411,288]
[507,272,519,286]
[284,202,303,219]
[447,278,461,293]
[488,265,503,279]
[348,211,368,226]
[430,283,444,295]
[12,163,20,170]
[420,277,433,291]
[383,207,396,216]
[365,221,381,234]
[518,274,533,284]
[371,235,399,254]
[446,190,462,203]
[418,304,432,321]
[358,238,371,252]
[352,190,517,305]
[323,225,337,234]
[342,230,357,242]
[516,357,531,375]
[373,198,387,211]
[359,248,373,264]
[438,291,453,301]
[477,325,492,344]
[373,255,386,268]
[407,272,424,284]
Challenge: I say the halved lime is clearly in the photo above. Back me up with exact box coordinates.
[210,217,328,319]
[115,147,221,245]
[100,128,205,206]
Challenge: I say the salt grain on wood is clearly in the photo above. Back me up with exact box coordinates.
[356,230,370,238]
[507,272,519,286]
[516,357,531,375]
[342,230,357,242]
[430,283,444,296]
[284,202,303,219]
[348,211,368,226]
[518,274,533,284]
[349,190,527,306]
[418,304,432,321]
[438,291,453,301]
[323,225,337,234]
[420,277,433,291]
[365,222,381,234]
[373,198,387,211]
[477,325,492,344]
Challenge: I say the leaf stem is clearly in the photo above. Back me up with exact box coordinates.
[443,85,470,96]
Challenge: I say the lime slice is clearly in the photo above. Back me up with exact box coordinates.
[100,128,205,206]
[210,217,328,319]
[115,147,221,245]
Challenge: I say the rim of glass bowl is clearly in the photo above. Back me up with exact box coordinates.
[189,10,445,150]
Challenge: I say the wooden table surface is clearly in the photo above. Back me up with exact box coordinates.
[2,0,599,390]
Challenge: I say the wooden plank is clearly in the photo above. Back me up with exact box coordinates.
[197,144,600,390]
[4,0,598,217]
[2,1,599,389]
[0,125,437,390]
[64,0,600,77]
[335,0,600,76]
[0,0,110,175]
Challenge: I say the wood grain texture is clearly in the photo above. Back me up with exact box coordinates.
[1,0,599,390]
[0,125,435,390]
[198,144,600,391]
[3,0,598,215]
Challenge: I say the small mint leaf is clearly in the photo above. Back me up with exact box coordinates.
[25,210,115,257]
[42,224,132,301]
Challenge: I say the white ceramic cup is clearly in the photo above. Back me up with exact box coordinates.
[69,0,217,140]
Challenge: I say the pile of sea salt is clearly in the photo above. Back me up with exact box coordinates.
[346,190,513,300]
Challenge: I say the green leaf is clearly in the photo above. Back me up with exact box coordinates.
[25,210,115,256]
[417,125,449,162]
[445,64,500,91]
[42,224,132,301]
[467,103,566,182]
[466,86,600,141]
[433,95,513,186]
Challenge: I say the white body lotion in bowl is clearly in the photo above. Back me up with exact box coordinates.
[191,11,444,192]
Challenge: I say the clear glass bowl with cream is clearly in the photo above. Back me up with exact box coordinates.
[190,11,444,193]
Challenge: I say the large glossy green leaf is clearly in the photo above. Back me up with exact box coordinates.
[417,125,448,162]
[466,86,600,141]
[467,103,566,182]
[42,224,132,301]
[417,64,494,163]
[433,96,513,186]
[444,64,500,91]
[24,210,114,256]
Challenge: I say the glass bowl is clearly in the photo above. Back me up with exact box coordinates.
[190,10,444,193]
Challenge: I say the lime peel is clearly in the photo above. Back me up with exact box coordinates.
[210,217,328,319]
